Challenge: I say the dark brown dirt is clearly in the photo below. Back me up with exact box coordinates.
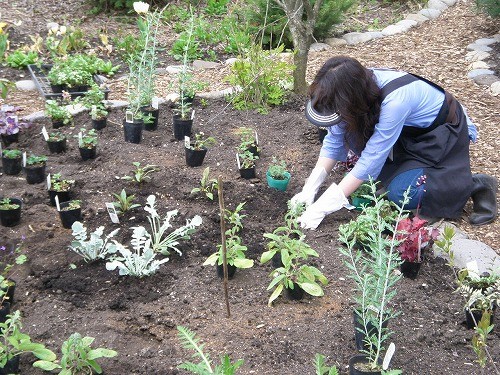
[1,0,499,374]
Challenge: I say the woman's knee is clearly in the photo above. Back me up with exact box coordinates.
[386,169,426,209]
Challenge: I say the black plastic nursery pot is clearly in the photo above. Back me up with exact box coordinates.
[400,260,423,279]
[52,120,65,129]
[247,144,259,157]
[79,146,97,161]
[2,156,22,176]
[266,171,291,191]
[58,201,82,229]
[349,355,382,375]
[216,263,236,279]
[271,253,283,268]
[47,138,67,154]
[123,119,143,144]
[141,106,159,131]
[239,167,256,179]
[465,307,496,329]
[48,190,71,207]
[0,355,20,375]
[25,164,46,184]
[0,198,22,227]
[0,302,10,324]
[1,133,19,147]
[285,283,304,301]
[51,83,64,93]
[185,147,207,167]
[172,116,193,141]
[2,279,16,305]
[353,311,389,352]
[92,118,107,130]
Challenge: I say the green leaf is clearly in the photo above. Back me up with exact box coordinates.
[233,258,253,269]
[32,347,57,361]
[268,284,283,306]
[298,282,324,297]
[260,250,276,264]
[33,360,61,371]
[88,348,118,359]
[203,253,218,266]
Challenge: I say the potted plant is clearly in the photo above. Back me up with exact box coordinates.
[456,267,500,329]
[123,3,164,140]
[44,99,72,129]
[58,199,82,229]
[351,183,372,211]
[24,154,47,184]
[0,198,22,227]
[338,181,409,374]
[46,131,67,154]
[79,83,109,130]
[75,128,98,160]
[394,216,439,279]
[0,311,57,373]
[47,173,74,207]
[237,150,259,179]
[185,132,216,167]
[266,156,291,191]
[0,239,27,319]
[0,105,31,146]
[1,149,22,176]
[237,126,259,157]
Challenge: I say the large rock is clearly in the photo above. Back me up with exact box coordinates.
[192,60,221,70]
[444,239,500,273]
[469,61,491,70]
[406,13,429,24]
[473,74,500,86]
[15,80,37,91]
[427,0,448,10]
[309,42,331,52]
[465,50,490,62]
[342,32,374,45]
[474,38,497,46]
[419,8,442,19]
[466,43,493,52]
[324,38,348,47]
[467,69,494,79]
[491,81,500,95]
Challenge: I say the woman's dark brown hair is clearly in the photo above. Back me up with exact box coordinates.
[308,56,381,150]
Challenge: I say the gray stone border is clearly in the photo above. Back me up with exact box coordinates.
[465,35,500,95]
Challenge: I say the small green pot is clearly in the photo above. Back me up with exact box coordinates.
[352,197,371,211]
[266,171,291,192]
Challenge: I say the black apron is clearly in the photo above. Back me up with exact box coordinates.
[376,74,473,218]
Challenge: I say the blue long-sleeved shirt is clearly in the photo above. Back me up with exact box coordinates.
[319,69,477,180]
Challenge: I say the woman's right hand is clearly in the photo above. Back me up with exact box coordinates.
[290,166,328,207]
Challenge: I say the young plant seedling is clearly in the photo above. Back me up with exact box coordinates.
[121,161,159,184]
[190,167,218,200]
[111,189,140,215]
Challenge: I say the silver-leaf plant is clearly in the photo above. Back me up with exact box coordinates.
[142,195,203,256]
[69,222,119,262]
[105,226,169,277]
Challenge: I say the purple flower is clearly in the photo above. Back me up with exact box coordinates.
[0,246,5,251]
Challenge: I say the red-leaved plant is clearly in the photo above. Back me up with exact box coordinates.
[395,216,439,262]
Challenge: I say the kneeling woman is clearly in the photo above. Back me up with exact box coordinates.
[293,56,497,229]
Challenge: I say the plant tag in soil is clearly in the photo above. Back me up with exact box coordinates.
[55,195,61,211]
[22,152,26,167]
[184,136,190,148]
[105,202,120,224]
[254,131,259,145]
[0,143,2,155]
[125,111,134,123]
[152,97,159,109]
[382,342,395,370]
[47,174,51,190]
[41,126,49,141]
[191,110,195,120]
[78,132,83,147]
[236,153,241,169]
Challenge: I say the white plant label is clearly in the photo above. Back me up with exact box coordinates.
[22,152,26,167]
[47,174,51,190]
[191,110,195,120]
[125,111,134,123]
[254,131,259,145]
[41,126,49,141]
[0,142,2,155]
[382,342,395,370]
[236,153,241,169]
[78,132,83,147]
[55,195,61,211]
[105,202,120,224]
[152,97,159,109]
[184,136,191,148]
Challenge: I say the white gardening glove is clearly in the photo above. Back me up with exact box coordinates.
[290,166,328,207]
[298,183,349,230]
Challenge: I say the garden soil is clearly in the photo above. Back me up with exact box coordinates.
[1,0,499,374]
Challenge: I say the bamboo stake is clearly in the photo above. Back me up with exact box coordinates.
[217,176,230,318]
